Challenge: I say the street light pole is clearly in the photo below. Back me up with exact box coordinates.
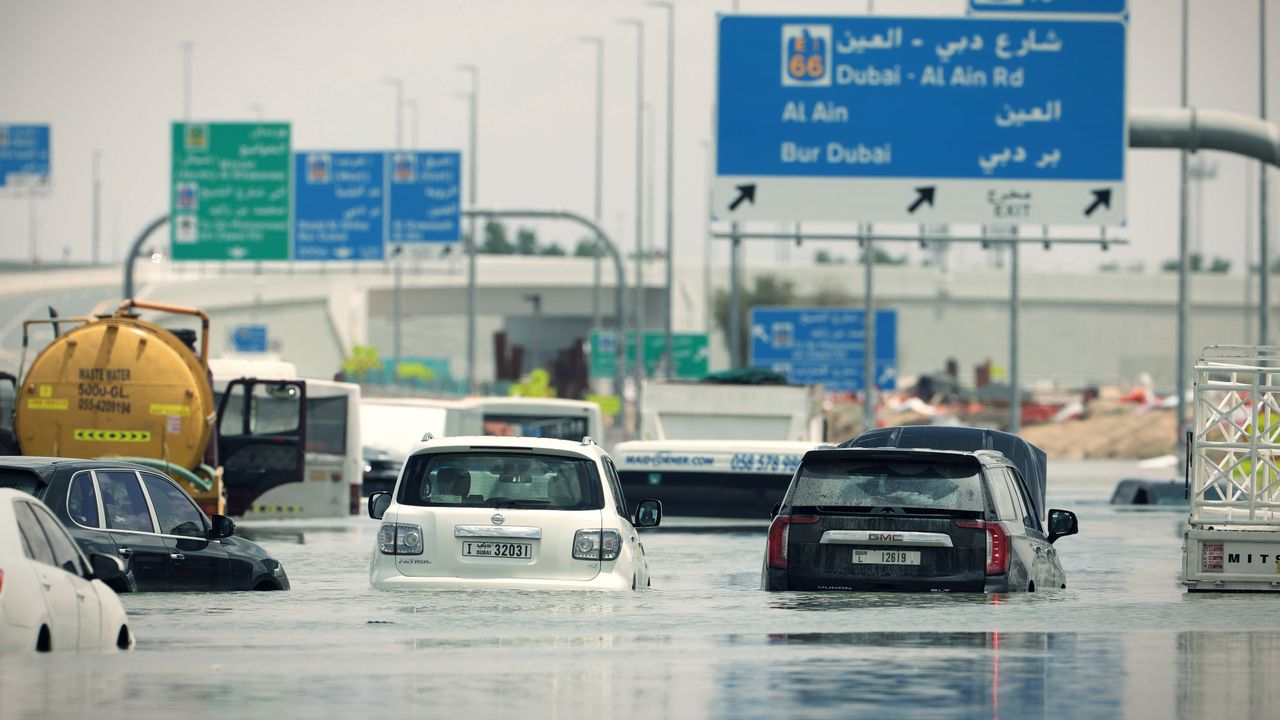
[180,42,193,122]
[619,18,646,418]
[92,150,102,266]
[403,98,420,150]
[1261,0,1271,343]
[457,65,480,394]
[384,77,405,382]
[579,36,605,333]
[1176,0,1190,453]
[648,1,675,378]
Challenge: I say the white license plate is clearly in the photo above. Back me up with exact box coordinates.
[462,541,532,559]
[852,549,920,565]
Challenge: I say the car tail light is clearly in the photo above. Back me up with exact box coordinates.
[378,523,423,555]
[573,529,621,561]
[766,515,818,570]
[955,520,1010,575]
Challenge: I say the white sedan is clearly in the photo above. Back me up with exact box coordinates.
[0,488,134,653]
[368,436,662,590]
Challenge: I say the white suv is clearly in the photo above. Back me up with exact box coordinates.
[367,435,661,591]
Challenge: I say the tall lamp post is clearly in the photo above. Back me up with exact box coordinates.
[619,18,646,419]
[457,65,479,394]
[384,77,405,381]
[580,36,606,334]
[647,1,675,378]
[403,98,420,149]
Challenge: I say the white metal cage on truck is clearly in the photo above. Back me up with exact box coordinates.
[1183,345,1280,592]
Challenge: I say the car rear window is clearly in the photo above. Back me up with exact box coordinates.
[397,452,604,510]
[792,459,986,512]
[0,468,46,497]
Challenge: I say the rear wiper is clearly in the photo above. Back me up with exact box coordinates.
[488,498,552,509]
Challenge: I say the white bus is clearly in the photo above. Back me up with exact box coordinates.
[359,396,604,494]
[210,358,363,519]
[611,439,821,518]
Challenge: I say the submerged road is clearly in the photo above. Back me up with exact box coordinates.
[3,460,1278,719]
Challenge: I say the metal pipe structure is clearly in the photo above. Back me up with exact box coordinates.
[619,18,646,418]
[728,227,741,367]
[384,77,405,379]
[648,0,675,379]
[403,98,419,150]
[579,36,605,333]
[1262,0,1271,344]
[862,225,875,432]
[461,209,630,425]
[457,65,479,394]
[711,230,1125,246]
[122,214,170,299]
[1129,107,1280,165]
[1177,0,1190,455]
[92,150,102,265]
[1009,227,1021,434]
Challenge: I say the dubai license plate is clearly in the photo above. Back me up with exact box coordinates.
[462,541,532,559]
[852,549,920,565]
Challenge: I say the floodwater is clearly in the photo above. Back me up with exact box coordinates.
[4,460,1280,720]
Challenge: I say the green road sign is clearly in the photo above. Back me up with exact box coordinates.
[589,331,709,380]
[171,122,290,260]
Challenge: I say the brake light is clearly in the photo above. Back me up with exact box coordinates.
[573,529,622,561]
[954,520,1010,575]
[766,515,818,570]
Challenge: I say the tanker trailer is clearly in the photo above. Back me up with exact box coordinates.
[9,299,306,517]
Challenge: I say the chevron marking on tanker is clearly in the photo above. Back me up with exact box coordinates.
[73,429,152,443]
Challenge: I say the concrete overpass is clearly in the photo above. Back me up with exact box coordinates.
[0,255,1265,393]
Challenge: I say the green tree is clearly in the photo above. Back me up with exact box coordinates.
[516,227,540,255]
[713,275,796,367]
[540,243,566,256]
[574,237,602,257]
[1208,257,1230,274]
[480,220,514,254]
[860,247,907,265]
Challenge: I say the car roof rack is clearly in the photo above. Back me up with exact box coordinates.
[580,436,597,446]
[420,432,434,442]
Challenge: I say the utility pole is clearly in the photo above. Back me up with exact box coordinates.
[620,18,646,415]
[92,150,102,265]
[384,77,405,381]
[458,65,480,394]
[648,1,676,378]
[579,36,605,333]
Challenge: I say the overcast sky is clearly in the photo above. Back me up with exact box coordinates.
[0,0,1276,275]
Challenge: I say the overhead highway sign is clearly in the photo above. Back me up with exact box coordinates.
[714,15,1126,225]
[0,124,51,193]
[388,151,461,244]
[293,152,386,260]
[749,307,897,393]
[171,122,291,261]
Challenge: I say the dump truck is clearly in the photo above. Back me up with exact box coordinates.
[2,299,307,517]
[1183,345,1280,592]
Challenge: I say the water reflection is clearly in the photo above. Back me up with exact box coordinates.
[1178,631,1280,720]
[714,632,1123,720]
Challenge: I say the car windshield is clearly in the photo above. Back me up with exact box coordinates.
[397,452,604,510]
[792,459,985,512]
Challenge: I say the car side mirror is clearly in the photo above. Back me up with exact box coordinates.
[1047,508,1079,544]
[369,491,392,520]
[210,514,236,539]
[633,499,662,528]
[89,553,127,582]
[770,502,782,519]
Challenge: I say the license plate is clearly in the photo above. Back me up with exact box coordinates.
[461,541,532,559]
[852,549,920,565]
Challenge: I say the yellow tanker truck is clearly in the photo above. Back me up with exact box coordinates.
[4,299,307,517]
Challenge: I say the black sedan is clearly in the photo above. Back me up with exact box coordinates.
[762,427,1078,593]
[0,457,289,592]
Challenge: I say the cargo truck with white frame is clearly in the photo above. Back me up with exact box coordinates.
[1183,345,1280,592]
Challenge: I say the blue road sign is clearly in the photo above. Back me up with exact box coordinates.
[969,0,1127,15]
[231,324,268,354]
[389,151,461,244]
[714,15,1126,224]
[749,308,897,393]
[0,124,51,191]
[293,152,385,261]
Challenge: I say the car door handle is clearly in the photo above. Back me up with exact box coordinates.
[117,547,134,557]
[170,553,185,563]
[42,582,52,591]
[76,590,89,600]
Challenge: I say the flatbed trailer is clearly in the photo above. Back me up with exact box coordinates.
[1183,345,1280,592]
